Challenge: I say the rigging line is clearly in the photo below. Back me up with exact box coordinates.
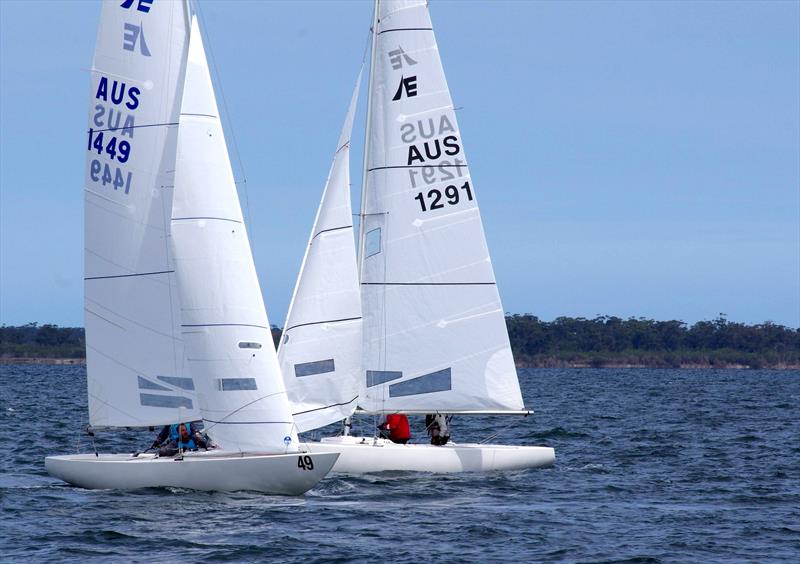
[195,3,253,234]
[478,416,525,445]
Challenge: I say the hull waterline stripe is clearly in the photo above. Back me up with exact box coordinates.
[284,317,362,333]
[85,270,174,281]
[293,395,359,417]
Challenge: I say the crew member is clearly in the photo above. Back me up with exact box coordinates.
[151,421,211,457]
[425,413,451,446]
[378,413,411,444]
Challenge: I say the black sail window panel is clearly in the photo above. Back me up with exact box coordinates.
[140,394,193,409]
[138,376,170,391]
[157,376,195,390]
[294,359,335,377]
[217,378,258,391]
[389,368,452,397]
[366,370,403,387]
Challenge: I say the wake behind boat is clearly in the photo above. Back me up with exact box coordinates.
[45,0,336,494]
[277,0,554,474]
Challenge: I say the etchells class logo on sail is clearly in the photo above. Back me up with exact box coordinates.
[85,0,156,196]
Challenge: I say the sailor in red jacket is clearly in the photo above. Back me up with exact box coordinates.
[378,413,411,444]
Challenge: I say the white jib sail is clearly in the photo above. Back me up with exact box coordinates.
[278,72,363,432]
[171,17,298,453]
[85,0,200,427]
[358,0,524,413]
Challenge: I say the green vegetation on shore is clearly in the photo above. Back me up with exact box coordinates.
[2,315,799,368]
[505,314,799,369]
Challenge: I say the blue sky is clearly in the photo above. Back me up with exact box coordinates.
[1,0,798,328]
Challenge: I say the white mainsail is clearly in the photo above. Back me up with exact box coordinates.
[85,0,199,427]
[278,74,363,432]
[357,0,524,413]
[170,17,298,453]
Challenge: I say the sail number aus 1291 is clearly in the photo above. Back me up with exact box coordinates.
[414,181,473,212]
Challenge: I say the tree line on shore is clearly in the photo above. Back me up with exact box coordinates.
[2,315,798,368]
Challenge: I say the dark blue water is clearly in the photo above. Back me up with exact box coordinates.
[1,365,798,562]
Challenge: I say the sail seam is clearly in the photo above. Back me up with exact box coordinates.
[180,112,218,118]
[90,122,179,133]
[203,419,294,425]
[361,282,495,286]
[378,27,433,34]
[368,164,468,172]
[181,323,270,329]
[171,216,242,223]
[292,395,359,416]
[284,317,362,333]
[85,270,174,281]
[311,225,352,241]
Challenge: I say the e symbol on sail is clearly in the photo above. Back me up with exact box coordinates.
[123,23,151,57]
[392,75,418,101]
[388,46,417,69]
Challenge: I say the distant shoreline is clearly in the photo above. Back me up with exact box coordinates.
[3,317,798,370]
[0,357,85,365]
[1,357,797,370]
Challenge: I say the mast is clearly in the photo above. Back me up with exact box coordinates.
[357,0,380,278]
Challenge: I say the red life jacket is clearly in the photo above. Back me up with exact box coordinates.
[386,414,410,441]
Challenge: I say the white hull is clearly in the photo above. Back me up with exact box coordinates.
[45,451,339,495]
[305,436,555,474]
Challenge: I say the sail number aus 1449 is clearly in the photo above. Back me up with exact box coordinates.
[414,181,473,212]
[87,128,132,194]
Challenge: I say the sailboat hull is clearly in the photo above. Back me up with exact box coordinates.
[45,451,339,495]
[308,436,555,474]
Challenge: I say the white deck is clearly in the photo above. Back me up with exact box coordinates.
[45,450,339,495]
[305,436,555,474]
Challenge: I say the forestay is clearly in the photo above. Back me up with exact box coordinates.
[278,73,363,432]
[358,0,524,413]
[84,0,199,427]
[171,17,298,453]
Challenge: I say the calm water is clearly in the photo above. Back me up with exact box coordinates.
[1,365,798,562]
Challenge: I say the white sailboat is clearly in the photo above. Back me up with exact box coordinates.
[45,0,337,494]
[278,0,555,473]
